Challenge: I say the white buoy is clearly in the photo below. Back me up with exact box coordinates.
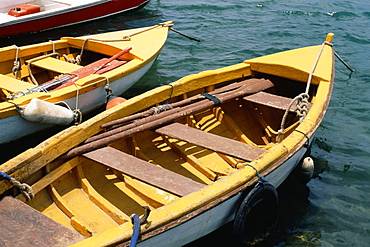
[302,157,314,178]
[296,156,315,184]
[20,98,74,125]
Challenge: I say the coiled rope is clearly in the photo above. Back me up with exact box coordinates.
[0,172,34,201]
[276,40,332,143]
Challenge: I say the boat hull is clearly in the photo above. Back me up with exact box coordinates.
[0,57,156,144]
[0,0,150,37]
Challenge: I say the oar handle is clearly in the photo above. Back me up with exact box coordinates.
[94,47,132,73]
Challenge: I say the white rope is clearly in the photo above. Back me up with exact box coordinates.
[152,104,173,114]
[276,41,332,142]
[12,45,21,79]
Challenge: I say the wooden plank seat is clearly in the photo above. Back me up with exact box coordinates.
[155,123,265,162]
[243,91,312,112]
[27,56,82,74]
[0,74,35,93]
[83,147,206,197]
[0,196,84,247]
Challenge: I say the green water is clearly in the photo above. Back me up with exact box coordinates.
[1,0,369,246]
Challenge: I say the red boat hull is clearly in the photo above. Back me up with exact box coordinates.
[0,0,150,37]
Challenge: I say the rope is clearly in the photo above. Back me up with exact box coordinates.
[151,104,173,114]
[276,40,332,142]
[245,164,266,183]
[0,172,34,201]
[129,214,141,247]
[50,40,56,53]
[129,206,150,247]
[71,80,83,125]
[165,84,174,104]
[12,45,21,79]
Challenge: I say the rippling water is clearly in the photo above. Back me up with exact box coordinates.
[1,0,369,246]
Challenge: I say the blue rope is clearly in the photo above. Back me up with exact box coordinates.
[129,214,141,247]
[0,172,12,181]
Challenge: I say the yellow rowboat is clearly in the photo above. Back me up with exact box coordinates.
[0,33,335,246]
[0,22,172,144]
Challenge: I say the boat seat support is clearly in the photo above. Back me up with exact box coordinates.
[155,123,265,162]
[82,147,206,197]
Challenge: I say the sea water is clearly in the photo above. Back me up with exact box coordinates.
[1,0,369,246]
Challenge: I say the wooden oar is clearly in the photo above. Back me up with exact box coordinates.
[100,79,261,129]
[51,47,132,91]
[86,79,270,144]
[61,78,274,159]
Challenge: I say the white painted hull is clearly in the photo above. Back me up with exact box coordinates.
[0,58,156,144]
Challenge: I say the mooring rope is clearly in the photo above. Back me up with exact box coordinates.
[12,45,21,79]
[276,40,332,142]
[0,172,34,201]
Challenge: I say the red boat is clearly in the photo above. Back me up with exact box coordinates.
[0,0,150,37]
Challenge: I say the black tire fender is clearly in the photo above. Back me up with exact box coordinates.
[232,181,279,243]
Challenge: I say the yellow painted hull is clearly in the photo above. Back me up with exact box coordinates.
[0,34,335,246]
[0,22,172,144]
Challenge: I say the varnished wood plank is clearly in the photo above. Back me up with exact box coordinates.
[0,196,84,247]
[83,147,206,197]
[243,91,311,112]
[155,123,264,162]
